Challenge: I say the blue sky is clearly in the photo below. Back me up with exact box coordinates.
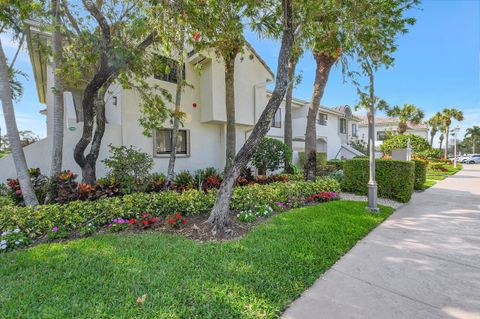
[1,0,479,146]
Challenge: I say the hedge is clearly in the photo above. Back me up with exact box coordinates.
[413,159,427,190]
[0,178,340,238]
[341,158,415,203]
[326,159,344,170]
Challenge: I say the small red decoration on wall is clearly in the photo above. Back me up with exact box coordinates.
[192,103,197,108]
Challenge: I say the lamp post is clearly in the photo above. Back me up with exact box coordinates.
[452,126,460,168]
[367,77,378,213]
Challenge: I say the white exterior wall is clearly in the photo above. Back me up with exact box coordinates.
[266,99,361,161]
[357,123,429,149]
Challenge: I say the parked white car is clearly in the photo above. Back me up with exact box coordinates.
[466,154,480,164]
[457,154,472,163]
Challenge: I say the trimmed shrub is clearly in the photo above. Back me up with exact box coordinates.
[326,159,344,170]
[0,178,340,238]
[341,158,415,202]
[413,159,427,190]
[317,165,337,177]
[380,134,431,155]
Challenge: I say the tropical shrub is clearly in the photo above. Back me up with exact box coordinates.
[252,138,292,175]
[237,204,273,223]
[380,134,431,155]
[145,173,166,192]
[416,148,442,160]
[7,168,48,205]
[341,158,415,202]
[0,228,30,253]
[413,159,427,190]
[102,145,154,181]
[0,178,339,239]
[173,170,195,191]
[194,167,222,192]
[55,170,80,203]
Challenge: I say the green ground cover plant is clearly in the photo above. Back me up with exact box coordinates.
[0,201,393,319]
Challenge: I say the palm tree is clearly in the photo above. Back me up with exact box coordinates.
[440,108,464,158]
[386,103,425,134]
[465,125,480,153]
[439,132,444,151]
[427,112,442,146]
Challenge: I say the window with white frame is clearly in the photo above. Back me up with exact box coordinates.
[377,131,387,141]
[339,118,347,134]
[154,129,189,156]
[153,56,186,84]
[272,108,281,128]
[352,123,358,137]
[318,113,328,125]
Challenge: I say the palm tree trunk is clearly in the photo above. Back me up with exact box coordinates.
[207,0,295,233]
[444,126,449,159]
[166,39,185,186]
[0,39,38,206]
[284,57,296,173]
[224,56,237,174]
[430,129,435,146]
[47,0,64,202]
[304,51,336,181]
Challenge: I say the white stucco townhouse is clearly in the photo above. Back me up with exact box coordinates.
[0,20,362,182]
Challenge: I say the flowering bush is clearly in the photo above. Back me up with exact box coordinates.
[134,212,160,228]
[0,228,30,253]
[7,168,48,205]
[108,218,130,233]
[237,205,273,223]
[47,226,69,240]
[274,196,305,210]
[166,213,187,228]
[55,170,80,203]
[306,192,338,203]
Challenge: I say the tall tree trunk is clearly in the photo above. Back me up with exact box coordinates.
[444,126,449,159]
[284,57,296,173]
[47,0,64,203]
[207,0,295,233]
[439,134,444,151]
[0,39,38,206]
[304,51,336,181]
[224,57,236,174]
[430,129,436,146]
[73,68,112,184]
[166,40,185,186]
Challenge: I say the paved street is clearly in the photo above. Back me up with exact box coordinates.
[283,165,480,319]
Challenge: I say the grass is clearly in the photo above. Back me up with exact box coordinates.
[0,201,393,319]
[421,180,437,190]
[423,163,462,190]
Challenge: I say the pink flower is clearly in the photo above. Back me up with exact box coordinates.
[52,226,59,232]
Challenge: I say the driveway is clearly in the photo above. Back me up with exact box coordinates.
[282,164,480,319]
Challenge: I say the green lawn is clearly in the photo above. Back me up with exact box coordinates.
[0,201,393,319]
[422,180,437,189]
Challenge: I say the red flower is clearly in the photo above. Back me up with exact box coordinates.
[176,213,181,219]
[337,47,341,55]
[142,212,147,218]
[169,219,175,224]
[129,219,135,224]
[183,219,187,225]
[193,31,200,42]
[150,218,157,223]
[143,221,148,225]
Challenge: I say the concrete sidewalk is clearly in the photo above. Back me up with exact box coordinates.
[282,165,480,319]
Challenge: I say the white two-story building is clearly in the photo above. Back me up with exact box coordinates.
[0,21,362,181]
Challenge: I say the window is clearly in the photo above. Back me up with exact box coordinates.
[153,56,186,84]
[318,113,328,126]
[154,129,189,156]
[377,131,387,141]
[272,108,281,128]
[339,118,347,134]
[352,123,357,137]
